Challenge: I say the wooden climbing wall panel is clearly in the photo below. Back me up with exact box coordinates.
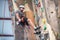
[24,3,35,24]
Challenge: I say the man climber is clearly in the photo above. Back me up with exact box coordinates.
[15,5,37,30]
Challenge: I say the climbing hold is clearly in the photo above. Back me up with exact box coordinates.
[14,0,16,2]
[34,14,36,18]
[35,0,38,5]
[38,2,41,7]
[42,18,46,24]
[41,7,44,12]
[44,24,47,30]
[24,0,27,5]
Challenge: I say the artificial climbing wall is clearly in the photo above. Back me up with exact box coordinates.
[44,0,59,35]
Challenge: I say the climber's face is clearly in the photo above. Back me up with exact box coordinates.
[19,7,24,12]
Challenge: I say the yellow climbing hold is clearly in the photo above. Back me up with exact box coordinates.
[42,18,46,24]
